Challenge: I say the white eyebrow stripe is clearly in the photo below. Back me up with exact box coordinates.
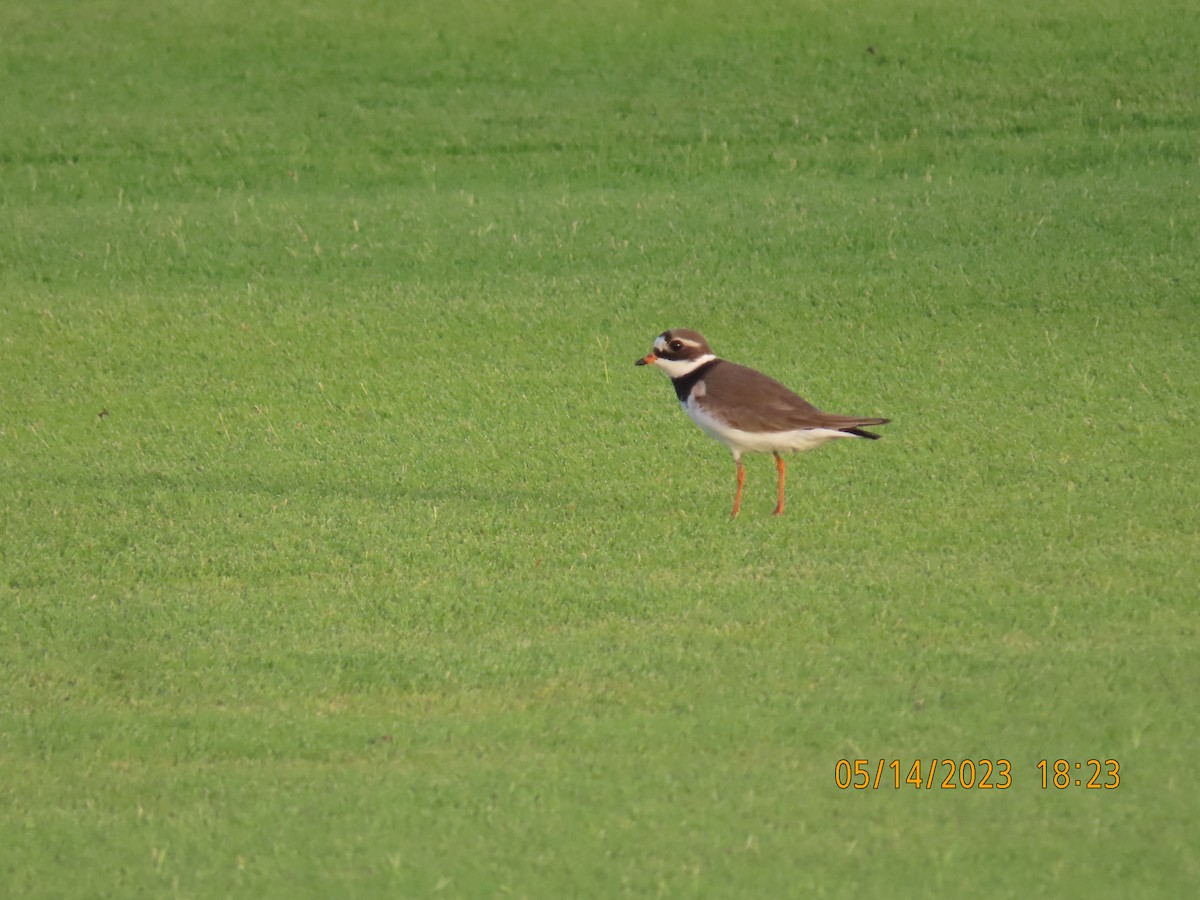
[653,334,702,353]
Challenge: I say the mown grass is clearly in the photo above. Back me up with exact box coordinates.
[2,0,1198,896]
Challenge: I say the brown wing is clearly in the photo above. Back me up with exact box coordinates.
[709,361,889,433]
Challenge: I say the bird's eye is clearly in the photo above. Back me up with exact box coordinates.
[669,340,683,352]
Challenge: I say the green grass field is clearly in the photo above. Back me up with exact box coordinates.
[2,0,1197,895]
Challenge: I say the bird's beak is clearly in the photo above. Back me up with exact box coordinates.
[635,353,657,367]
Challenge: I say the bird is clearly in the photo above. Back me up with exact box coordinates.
[636,329,889,517]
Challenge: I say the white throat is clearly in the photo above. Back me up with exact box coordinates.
[653,353,716,379]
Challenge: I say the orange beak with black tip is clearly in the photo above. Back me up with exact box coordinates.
[635,353,657,366]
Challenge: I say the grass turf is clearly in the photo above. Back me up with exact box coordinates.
[2,0,1198,896]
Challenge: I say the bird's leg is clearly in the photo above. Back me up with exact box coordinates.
[772,452,786,516]
[731,458,746,518]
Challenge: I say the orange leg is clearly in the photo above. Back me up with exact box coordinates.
[731,458,746,518]
[772,452,786,516]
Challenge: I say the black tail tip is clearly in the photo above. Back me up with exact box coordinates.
[845,421,889,440]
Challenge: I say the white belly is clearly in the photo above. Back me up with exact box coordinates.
[683,397,853,459]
